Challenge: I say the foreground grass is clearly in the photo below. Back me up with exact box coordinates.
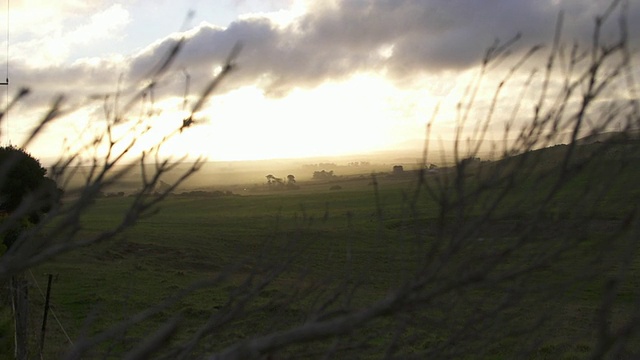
[18,144,640,358]
[31,175,426,357]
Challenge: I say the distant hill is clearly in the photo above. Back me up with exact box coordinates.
[471,130,640,180]
[575,129,640,144]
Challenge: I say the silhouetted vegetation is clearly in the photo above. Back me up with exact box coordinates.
[264,173,299,190]
[312,169,335,180]
[177,190,236,197]
[2,1,640,359]
[0,146,61,247]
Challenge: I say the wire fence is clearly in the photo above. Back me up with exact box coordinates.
[28,269,74,347]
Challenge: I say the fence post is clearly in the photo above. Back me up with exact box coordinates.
[39,274,53,357]
[11,275,28,360]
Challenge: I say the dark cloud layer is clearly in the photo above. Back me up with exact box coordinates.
[14,0,640,108]
[143,0,639,96]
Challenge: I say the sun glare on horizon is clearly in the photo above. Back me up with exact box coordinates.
[5,0,634,166]
[151,73,435,162]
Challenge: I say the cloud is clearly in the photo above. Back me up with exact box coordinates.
[3,2,132,115]
[8,3,130,67]
[2,0,120,38]
[121,0,639,98]
[66,4,131,46]
[10,0,640,115]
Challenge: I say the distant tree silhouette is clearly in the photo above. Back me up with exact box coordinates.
[286,174,300,190]
[266,174,276,185]
[0,146,61,245]
[312,170,335,180]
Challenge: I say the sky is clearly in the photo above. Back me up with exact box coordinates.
[0,0,639,164]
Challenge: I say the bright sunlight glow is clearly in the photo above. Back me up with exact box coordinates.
[159,74,415,161]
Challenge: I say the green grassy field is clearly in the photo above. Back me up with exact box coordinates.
[29,175,426,356]
[15,141,640,358]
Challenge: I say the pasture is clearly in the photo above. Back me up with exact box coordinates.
[31,174,429,357]
[21,142,640,358]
